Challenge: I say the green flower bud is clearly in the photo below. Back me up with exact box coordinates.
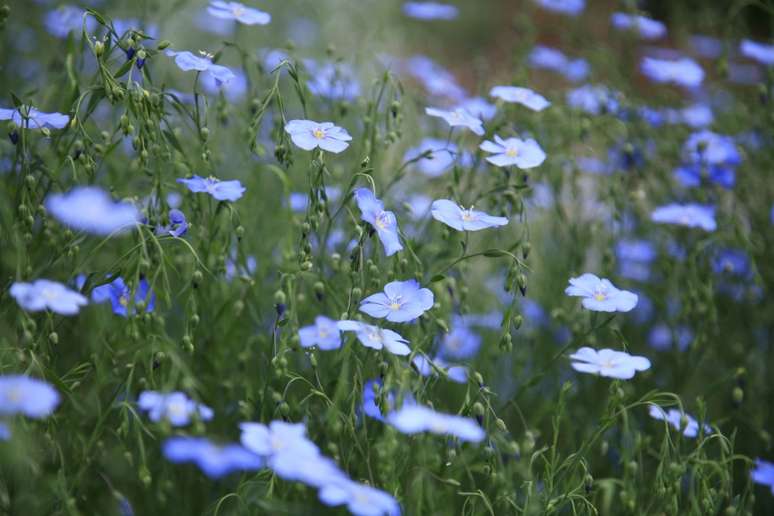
[157,40,172,50]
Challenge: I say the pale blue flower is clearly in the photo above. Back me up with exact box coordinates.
[44,5,95,39]
[207,1,270,25]
[354,188,403,256]
[299,316,342,350]
[10,279,88,316]
[648,405,711,438]
[285,120,352,153]
[412,355,467,384]
[359,280,434,323]
[319,479,401,516]
[388,404,485,442]
[565,273,638,312]
[177,175,245,201]
[403,2,458,20]
[0,422,9,440]
[740,39,774,66]
[305,61,361,100]
[480,135,546,168]
[458,97,497,120]
[651,203,716,231]
[138,391,213,427]
[431,200,508,232]
[683,130,741,166]
[0,106,69,130]
[751,459,774,494]
[611,12,666,39]
[569,347,651,380]
[641,56,704,88]
[566,84,620,115]
[165,50,236,85]
[163,437,263,478]
[535,0,585,15]
[403,55,466,100]
[337,320,411,355]
[490,86,550,111]
[425,107,484,135]
[45,186,141,235]
[403,138,457,177]
[0,375,60,418]
[440,319,481,360]
[528,46,589,81]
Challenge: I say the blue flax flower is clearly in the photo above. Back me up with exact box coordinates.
[403,55,466,100]
[425,107,484,135]
[319,479,401,516]
[458,97,497,120]
[0,375,60,418]
[431,200,508,231]
[207,1,270,25]
[403,2,458,20]
[535,0,585,15]
[439,319,481,360]
[648,405,711,438]
[10,279,88,316]
[565,273,638,312]
[163,437,263,478]
[650,203,716,231]
[673,164,735,189]
[615,239,656,282]
[138,391,213,427]
[403,138,457,177]
[299,316,342,350]
[740,39,774,66]
[528,46,588,81]
[751,459,774,494]
[92,277,156,317]
[337,321,411,355]
[388,404,485,442]
[413,355,467,383]
[480,135,546,168]
[611,12,666,39]
[362,380,416,421]
[683,130,741,167]
[44,5,95,38]
[569,347,651,380]
[0,106,69,130]
[177,175,245,201]
[285,120,352,153]
[566,84,620,115]
[165,50,236,85]
[45,186,141,235]
[156,209,188,237]
[640,56,704,88]
[0,422,8,441]
[305,61,361,100]
[490,86,550,111]
[359,280,434,323]
[354,188,403,256]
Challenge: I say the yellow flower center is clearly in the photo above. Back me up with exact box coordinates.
[506,147,518,157]
[594,292,606,301]
[313,128,325,139]
[232,6,245,17]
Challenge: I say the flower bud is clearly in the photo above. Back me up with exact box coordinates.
[94,41,104,57]
[157,40,171,50]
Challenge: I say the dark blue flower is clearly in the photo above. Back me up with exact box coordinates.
[92,277,156,317]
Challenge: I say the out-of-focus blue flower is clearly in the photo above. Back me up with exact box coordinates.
[285,120,352,153]
[569,347,651,380]
[165,50,236,85]
[10,279,88,315]
[91,277,156,317]
[177,175,245,201]
[404,194,433,220]
[337,320,411,355]
[674,164,735,189]
[363,380,406,421]
[651,203,716,231]
[751,459,774,494]
[403,2,458,20]
[201,68,248,103]
[690,35,722,58]
[156,209,188,238]
[305,61,361,100]
[44,5,95,38]
[299,316,342,350]
[0,422,9,441]
[288,186,341,213]
[648,323,693,351]
[640,56,704,88]
[439,319,481,360]
[412,355,467,383]
[354,188,403,256]
[46,186,141,235]
[528,46,589,81]
[430,200,508,232]
[648,405,711,438]
[727,62,762,85]
[403,138,457,177]
[565,273,638,312]
[319,478,401,516]
[576,156,610,175]
[458,97,497,120]
[631,291,654,325]
[207,1,270,25]
[403,55,466,100]
[535,0,585,16]
[163,437,263,478]
[138,391,213,426]
[425,107,484,135]
[0,106,69,130]
[490,86,550,111]
[359,280,434,323]
[616,239,656,281]
[566,84,619,115]
[740,39,774,66]
[683,130,741,167]
[388,404,485,442]
[0,375,60,418]
[480,135,546,169]
[673,103,713,128]
[712,248,752,279]
[611,12,666,39]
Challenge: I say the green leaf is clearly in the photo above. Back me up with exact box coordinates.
[483,249,508,257]
[430,274,446,283]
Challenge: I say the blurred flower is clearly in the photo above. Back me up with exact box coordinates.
[156,209,188,237]
[299,316,342,350]
[412,355,468,383]
[403,138,457,177]
[337,320,411,355]
[673,164,735,189]
[0,106,69,130]
[207,1,270,25]
[439,318,481,359]
[404,193,433,220]
[403,55,466,100]
[751,459,774,494]
[138,391,213,426]
[648,323,693,351]
[569,347,651,379]
[535,0,585,16]
[431,200,508,231]
[490,86,550,111]
[480,135,546,168]
[362,379,415,421]
[528,45,589,81]
[319,478,401,516]
[46,186,141,235]
[690,35,722,58]
[616,239,656,282]
[673,103,713,128]
[354,188,403,256]
[650,203,716,231]
[44,5,95,38]
[201,68,248,103]
[403,2,458,20]
[163,437,263,478]
[640,56,704,88]
[565,273,638,312]
[305,61,361,100]
[0,422,9,441]
[683,130,741,167]
[458,97,497,120]
[289,187,341,213]
[611,12,666,39]
[92,277,155,317]
[165,50,236,85]
[359,279,434,323]
[648,405,711,438]
[740,39,774,66]
[425,107,484,135]
[566,84,619,115]
[285,120,352,153]
[0,375,60,418]
[712,248,752,279]
[10,279,88,315]
[388,405,485,442]
[177,175,245,201]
